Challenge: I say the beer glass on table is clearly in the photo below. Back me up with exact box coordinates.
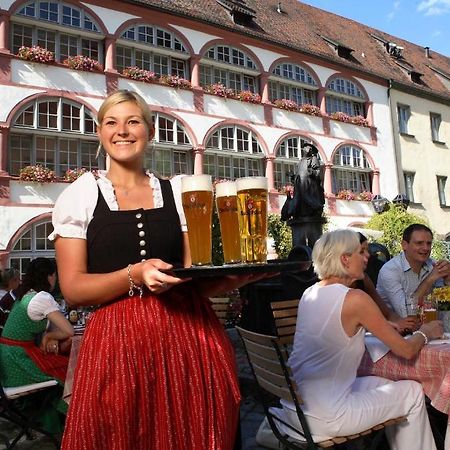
[236,176,268,264]
[423,295,438,323]
[181,175,213,266]
[215,181,241,264]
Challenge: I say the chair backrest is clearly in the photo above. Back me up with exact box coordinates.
[236,326,408,450]
[235,326,317,448]
[209,297,229,326]
[270,299,299,345]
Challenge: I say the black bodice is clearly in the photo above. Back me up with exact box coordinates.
[86,178,184,273]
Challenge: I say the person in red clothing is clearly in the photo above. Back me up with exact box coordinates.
[51,90,263,450]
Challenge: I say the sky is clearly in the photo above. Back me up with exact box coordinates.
[301,0,450,57]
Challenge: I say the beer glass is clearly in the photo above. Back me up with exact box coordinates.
[181,175,213,266]
[215,182,241,264]
[236,176,268,264]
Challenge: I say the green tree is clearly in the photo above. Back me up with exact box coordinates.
[268,213,293,259]
[365,205,444,258]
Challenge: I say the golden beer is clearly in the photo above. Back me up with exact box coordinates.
[215,182,241,264]
[236,177,268,264]
[181,175,213,266]
[423,309,438,323]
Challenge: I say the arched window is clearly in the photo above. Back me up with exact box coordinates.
[332,145,372,194]
[200,45,259,93]
[116,25,189,77]
[205,125,264,179]
[269,63,318,105]
[11,1,102,62]
[325,77,366,117]
[9,98,103,176]
[144,113,192,177]
[274,136,316,189]
[8,221,54,276]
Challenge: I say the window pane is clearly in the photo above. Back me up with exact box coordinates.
[35,136,56,170]
[9,134,32,175]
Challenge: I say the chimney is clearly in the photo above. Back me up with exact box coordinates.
[425,46,430,58]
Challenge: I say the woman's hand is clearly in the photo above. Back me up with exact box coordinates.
[140,259,188,294]
[40,334,59,355]
[392,316,421,334]
[420,320,444,341]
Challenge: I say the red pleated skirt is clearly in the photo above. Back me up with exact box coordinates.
[61,286,241,450]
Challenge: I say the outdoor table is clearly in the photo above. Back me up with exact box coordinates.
[358,343,450,449]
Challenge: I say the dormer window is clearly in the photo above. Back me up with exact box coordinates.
[386,42,404,59]
[322,36,354,60]
[395,60,423,84]
[216,0,256,26]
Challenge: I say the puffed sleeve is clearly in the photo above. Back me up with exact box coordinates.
[170,175,187,232]
[48,172,98,241]
[27,291,60,321]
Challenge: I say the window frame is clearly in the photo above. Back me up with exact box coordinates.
[437,176,447,207]
[397,104,411,135]
[430,112,442,142]
[204,125,264,180]
[9,97,103,176]
[332,145,372,194]
[403,171,415,203]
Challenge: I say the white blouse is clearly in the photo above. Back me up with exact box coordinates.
[49,170,187,241]
[27,291,60,321]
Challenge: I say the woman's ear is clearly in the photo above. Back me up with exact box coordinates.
[341,254,349,270]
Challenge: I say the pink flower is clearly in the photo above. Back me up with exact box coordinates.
[17,46,54,63]
[64,55,103,72]
[19,164,55,182]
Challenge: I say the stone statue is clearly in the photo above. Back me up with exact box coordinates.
[281,143,326,248]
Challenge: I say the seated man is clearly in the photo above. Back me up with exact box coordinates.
[377,224,450,318]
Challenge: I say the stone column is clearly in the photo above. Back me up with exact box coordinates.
[372,169,380,195]
[0,11,10,53]
[323,163,333,196]
[260,72,270,104]
[104,36,117,73]
[193,146,205,174]
[265,155,275,191]
[190,55,201,88]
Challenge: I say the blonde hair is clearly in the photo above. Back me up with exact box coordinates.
[312,229,360,280]
[96,90,154,158]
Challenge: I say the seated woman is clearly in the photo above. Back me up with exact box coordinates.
[0,257,74,434]
[259,229,442,450]
[356,233,418,333]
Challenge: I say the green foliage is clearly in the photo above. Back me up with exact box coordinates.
[365,205,431,256]
[268,213,292,258]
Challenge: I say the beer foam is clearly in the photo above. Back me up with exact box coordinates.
[236,176,268,192]
[181,174,212,192]
[215,181,237,197]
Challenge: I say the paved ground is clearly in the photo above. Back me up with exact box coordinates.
[0,327,267,450]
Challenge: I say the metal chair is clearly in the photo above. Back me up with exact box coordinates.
[0,379,60,449]
[236,326,407,449]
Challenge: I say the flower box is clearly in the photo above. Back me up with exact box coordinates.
[64,55,103,72]
[272,99,321,117]
[330,111,369,127]
[203,83,261,104]
[19,165,55,182]
[17,46,54,64]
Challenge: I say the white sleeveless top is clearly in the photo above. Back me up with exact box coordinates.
[285,283,365,422]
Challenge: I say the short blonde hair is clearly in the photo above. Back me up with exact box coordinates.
[312,229,360,279]
[97,90,153,130]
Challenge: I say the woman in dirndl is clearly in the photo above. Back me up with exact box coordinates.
[0,257,74,433]
[52,90,260,450]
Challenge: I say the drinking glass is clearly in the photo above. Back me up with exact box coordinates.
[235,176,268,264]
[181,175,213,266]
[423,294,438,323]
[215,181,241,264]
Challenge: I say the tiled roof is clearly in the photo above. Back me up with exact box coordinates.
[126,0,450,101]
